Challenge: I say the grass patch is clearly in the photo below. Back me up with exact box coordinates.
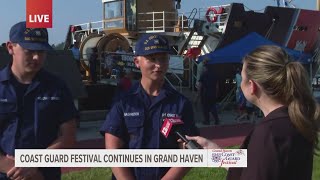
[313,151,320,180]
[183,167,227,180]
[62,168,112,180]
[62,167,228,180]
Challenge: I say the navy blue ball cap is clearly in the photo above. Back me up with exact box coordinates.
[135,34,171,56]
[9,21,53,51]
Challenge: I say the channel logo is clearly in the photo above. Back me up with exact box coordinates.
[26,0,52,28]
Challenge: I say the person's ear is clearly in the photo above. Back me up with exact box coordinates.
[134,57,140,68]
[249,80,257,95]
[6,42,14,55]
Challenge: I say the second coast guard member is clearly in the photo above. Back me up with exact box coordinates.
[0,21,78,180]
[100,34,199,180]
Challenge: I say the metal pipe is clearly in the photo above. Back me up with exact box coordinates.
[152,12,155,31]
[163,11,165,31]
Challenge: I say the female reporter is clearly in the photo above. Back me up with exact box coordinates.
[187,45,320,180]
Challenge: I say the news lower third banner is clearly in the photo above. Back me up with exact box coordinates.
[15,149,247,168]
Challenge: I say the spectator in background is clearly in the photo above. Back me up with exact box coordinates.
[235,67,258,122]
[89,47,98,83]
[112,69,135,104]
[103,52,114,78]
[235,67,242,102]
[198,65,220,125]
[235,90,256,123]
[119,69,134,92]
[236,89,246,118]
[196,58,209,89]
[0,21,77,180]
[70,41,80,68]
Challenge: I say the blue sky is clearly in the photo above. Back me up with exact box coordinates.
[0,0,316,45]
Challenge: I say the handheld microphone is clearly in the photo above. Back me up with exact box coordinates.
[160,118,202,149]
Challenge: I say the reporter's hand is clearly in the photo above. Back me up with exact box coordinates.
[7,167,42,180]
[185,136,220,149]
[0,155,14,174]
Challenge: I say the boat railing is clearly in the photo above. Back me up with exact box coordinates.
[70,4,231,38]
[136,11,187,33]
[196,5,231,33]
[136,5,230,34]
[196,4,230,19]
[73,21,104,34]
[71,21,104,42]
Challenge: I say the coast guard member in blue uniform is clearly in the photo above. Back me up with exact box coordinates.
[0,21,78,180]
[100,34,199,180]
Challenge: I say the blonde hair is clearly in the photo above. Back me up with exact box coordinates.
[243,45,320,150]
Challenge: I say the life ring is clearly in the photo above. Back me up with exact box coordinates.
[206,7,218,22]
[217,7,225,14]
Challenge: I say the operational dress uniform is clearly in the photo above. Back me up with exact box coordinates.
[0,65,78,180]
[100,82,199,180]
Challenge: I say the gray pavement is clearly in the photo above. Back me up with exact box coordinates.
[77,120,104,141]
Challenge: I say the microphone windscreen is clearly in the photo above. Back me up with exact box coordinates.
[160,118,184,138]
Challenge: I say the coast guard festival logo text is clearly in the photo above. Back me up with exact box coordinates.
[209,149,247,167]
[26,0,52,28]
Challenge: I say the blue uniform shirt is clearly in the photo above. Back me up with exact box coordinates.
[0,64,78,180]
[70,46,80,60]
[100,82,199,180]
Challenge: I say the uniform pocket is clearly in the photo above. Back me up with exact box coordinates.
[0,101,16,129]
[36,99,60,117]
[35,99,61,146]
[36,99,60,128]
[125,117,144,149]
